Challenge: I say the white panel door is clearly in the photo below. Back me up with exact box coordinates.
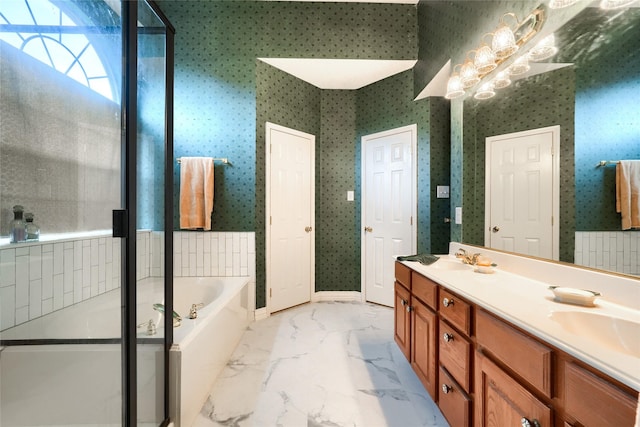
[266,123,314,313]
[485,126,559,259]
[362,125,416,307]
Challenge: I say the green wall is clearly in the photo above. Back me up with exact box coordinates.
[157,1,429,308]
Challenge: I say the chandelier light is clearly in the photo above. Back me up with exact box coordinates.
[528,33,558,61]
[509,55,531,75]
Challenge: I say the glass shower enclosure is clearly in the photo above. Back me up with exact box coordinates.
[0,0,174,424]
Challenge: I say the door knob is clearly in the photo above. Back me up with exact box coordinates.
[305,226,312,232]
[364,226,373,233]
[492,226,500,233]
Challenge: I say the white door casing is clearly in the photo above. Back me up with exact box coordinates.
[361,125,417,307]
[266,122,315,313]
[485,125,560,260]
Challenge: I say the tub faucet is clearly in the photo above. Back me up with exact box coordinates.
[153,303,182,327]
[188,303,205,319]
[455,248,481,265]
[137,319,157,336]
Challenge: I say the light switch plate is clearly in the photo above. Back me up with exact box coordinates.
[436,185,450,199]
[455,207,462,224]
[347,191,354,201]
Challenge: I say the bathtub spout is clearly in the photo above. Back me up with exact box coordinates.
[153,303,182,327]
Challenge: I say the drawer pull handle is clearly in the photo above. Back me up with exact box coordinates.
[442,384,452,394]
[401,299,407,306]
[520,418,541,427]
[443,332,454,342]
[442,297,454,308]
[406,305,413,313]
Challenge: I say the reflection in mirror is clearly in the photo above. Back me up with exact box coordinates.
[458,5,639,277]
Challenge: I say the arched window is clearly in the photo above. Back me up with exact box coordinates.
[0,0,114,100]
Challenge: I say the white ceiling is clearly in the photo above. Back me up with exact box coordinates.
[258,0,418,89]
[258,58,418,90]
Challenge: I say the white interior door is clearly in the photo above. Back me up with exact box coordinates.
[266,122,314,313]
[485,126,559,260]
[362,125,416,307]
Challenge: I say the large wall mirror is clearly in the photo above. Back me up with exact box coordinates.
[455,4,639,277]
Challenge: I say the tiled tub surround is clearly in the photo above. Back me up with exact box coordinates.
[0,230,256,332]
[575,231,640,276]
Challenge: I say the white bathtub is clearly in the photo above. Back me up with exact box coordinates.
[0,276,251,426]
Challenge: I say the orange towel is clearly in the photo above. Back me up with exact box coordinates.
[179,157,214,230]
[616,160,640,230]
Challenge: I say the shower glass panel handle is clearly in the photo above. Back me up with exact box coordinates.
[113,210,128,238]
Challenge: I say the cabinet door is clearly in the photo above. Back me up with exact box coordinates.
[563,361,636,427]
[411,298,437,400]
[394,281,411,360]
[475,351,552,427]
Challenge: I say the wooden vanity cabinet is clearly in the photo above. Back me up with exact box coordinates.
[411,297,437,400]
[561,360,637,427]
[394,280,411,360]
[475,351,552,427]
[394,262,638,427]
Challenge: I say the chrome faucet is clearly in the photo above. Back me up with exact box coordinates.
[455,248,481,265]
[153,303,182,327]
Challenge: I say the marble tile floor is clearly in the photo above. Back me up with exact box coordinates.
[192,301,449,427]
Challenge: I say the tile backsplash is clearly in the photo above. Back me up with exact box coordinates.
[575,231,639,276]
[0,231,255,332]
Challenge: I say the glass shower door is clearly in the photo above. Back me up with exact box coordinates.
[135,1,174,424]
[0,0,124,424]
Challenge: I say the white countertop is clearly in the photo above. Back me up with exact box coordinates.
[399,252,640,392]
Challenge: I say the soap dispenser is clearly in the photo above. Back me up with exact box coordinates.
[10,205,27,243]
[25,212,40,241]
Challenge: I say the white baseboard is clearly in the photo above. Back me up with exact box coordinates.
[312,291,363,302]
[254,307,269,321]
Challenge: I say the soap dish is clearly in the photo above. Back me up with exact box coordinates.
[548,286,601,307]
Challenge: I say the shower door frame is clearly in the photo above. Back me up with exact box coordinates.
[122,1,175,425]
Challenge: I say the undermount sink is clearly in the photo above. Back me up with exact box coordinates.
[549,311,640,358]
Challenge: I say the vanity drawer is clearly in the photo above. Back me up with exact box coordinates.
[438,288,471,336]
[395,261,411,291]
[439,365,471,427]
[476,309,552,397]
[411,272,437,309]
[439,318,471,393]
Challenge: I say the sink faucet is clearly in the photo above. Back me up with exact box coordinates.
[153,303,182,327]
[455,248,481,265]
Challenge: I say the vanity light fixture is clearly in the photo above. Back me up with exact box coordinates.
[445,65,466,99]
[548,0,580,8]
[444,7,545,101]
[528,33,558,61]
[474,81,496,100]
[600,0,638,9]
[460,53,481,88]
[492,70,512,89]
[474,35,498,74]
[508,55,531,75]
[492,13,520,59]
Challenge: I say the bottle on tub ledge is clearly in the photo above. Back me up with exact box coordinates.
[25,212,40,242]
[10,205,27,243]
